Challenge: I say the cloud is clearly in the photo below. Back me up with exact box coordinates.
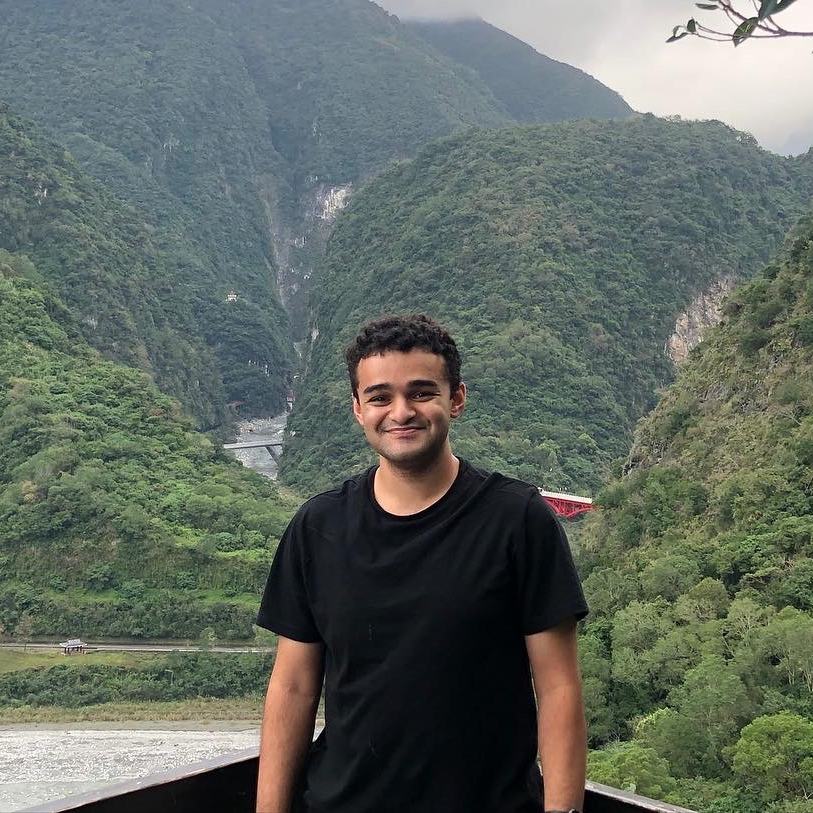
[375,0,813,154]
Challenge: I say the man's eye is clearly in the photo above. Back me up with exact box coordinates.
[412,391,437,399]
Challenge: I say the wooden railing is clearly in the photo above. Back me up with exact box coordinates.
[21,747,696,813]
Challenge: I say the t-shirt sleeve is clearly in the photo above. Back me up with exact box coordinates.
[256,511,322,643]
[513,489,589,635]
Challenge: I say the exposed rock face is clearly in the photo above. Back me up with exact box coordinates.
[315,184,352,222]
[666,273,736,364]
[258,178,353,341]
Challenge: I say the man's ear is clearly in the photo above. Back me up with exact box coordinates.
[352,394,364,426]
[450,381,466,418]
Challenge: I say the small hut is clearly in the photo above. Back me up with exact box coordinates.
[59,638,86,655]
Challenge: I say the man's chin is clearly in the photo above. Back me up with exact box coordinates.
[376,440,447,471]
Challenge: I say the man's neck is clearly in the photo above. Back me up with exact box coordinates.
[373,448,460,517]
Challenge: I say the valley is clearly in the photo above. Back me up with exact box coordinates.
[0,2,811,811]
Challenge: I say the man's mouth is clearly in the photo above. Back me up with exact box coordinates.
[385,426,425,434]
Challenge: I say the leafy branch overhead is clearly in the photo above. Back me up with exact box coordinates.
[668,0,813,46]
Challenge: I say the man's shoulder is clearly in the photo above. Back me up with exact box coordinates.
[460,459,540,510]
[288,468,371,531]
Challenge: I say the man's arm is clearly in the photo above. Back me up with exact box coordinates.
[526,618,586,812]
[256,636,325,813]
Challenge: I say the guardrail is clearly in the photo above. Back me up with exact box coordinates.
[22,747,696,813]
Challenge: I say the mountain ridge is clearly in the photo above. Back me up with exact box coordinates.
[407,17,632,123]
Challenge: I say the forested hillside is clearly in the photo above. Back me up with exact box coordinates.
[0,1,641,641]
[408,18,632,123]
[0,0,630,345]
[0,105,291,426]
[0,254,298,640]
[280,117,812,494]
[576,215,813,812]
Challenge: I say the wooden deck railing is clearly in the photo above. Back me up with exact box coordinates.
[21,747,696,813]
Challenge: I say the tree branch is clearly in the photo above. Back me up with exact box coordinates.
[669,0,813,46]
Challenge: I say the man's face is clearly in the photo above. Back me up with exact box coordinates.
[352,350,466,470]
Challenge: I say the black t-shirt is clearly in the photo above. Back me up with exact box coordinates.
[257,459,588,813]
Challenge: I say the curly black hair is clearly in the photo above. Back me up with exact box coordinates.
[345,314,461,397]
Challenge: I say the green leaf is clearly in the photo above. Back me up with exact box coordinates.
[695,3,719,9]
[666,30,690,43]
[687,18,697,33]
[732,17,758,45]
[774,0,799,13]
[758,0,781,18]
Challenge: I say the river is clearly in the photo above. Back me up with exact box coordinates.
[228,413,288,479]
[0,724,260,811]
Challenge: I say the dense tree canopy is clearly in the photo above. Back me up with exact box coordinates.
[0,256,298,640]
[577,215,813,810]
[0,105,291,425]
[0,652,273,708]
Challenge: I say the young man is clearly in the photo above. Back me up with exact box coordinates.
[256,315,588,813]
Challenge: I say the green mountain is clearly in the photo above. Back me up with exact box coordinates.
[0,104,291,426]
[201,0,507,185]
[0,2,648,640]
[0,0,499,349]
[280,116,812,494]
[408,18,632,123]
[0,251,298,640]
[576,215,813,812]
[0,0,635,352]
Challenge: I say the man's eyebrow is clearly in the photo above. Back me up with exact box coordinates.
[361,383,391,395]
[361,379,440,395]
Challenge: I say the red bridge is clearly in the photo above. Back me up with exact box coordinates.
[540,490,594,520]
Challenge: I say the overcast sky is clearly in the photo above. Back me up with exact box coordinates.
[376,0,813,155]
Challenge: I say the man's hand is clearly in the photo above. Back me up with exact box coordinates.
[256,636,324,813]
[525,618,586,813]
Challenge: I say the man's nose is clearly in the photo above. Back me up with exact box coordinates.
[390,395,417,423]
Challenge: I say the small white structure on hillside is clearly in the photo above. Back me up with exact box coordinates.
[59,638,86,655]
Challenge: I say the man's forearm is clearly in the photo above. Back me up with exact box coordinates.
[256,678,320,813]
[538,682,587,812]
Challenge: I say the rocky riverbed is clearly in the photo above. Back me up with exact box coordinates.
[228,413,288,479]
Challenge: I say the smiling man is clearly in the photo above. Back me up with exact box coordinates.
[256,314,588,813]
